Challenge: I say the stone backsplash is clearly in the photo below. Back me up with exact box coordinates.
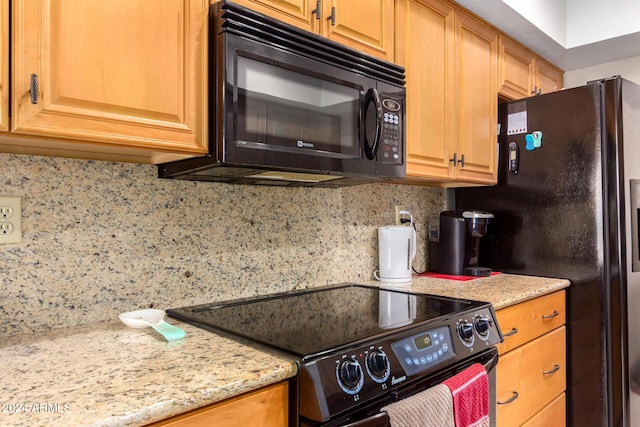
[1,153,445,336]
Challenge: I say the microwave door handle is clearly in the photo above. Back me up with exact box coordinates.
[364,87,382,160]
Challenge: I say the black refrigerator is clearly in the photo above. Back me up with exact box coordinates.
[455,76,640,427]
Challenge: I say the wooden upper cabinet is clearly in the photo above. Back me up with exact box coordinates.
[229,0,315,31]
[397,0,454,180]
[499,35,563,100]
[453,11,497,184]
[397,0,496,185]
[0,0,8,132]
[321,0,394,61]
[498,35,535,100]
[535,57,563,95]
[231,0,394,61]
[12,0,208,162]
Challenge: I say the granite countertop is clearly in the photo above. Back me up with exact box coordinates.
[0,320,297,427]
[0,273,569,427]
[374,273,570,310]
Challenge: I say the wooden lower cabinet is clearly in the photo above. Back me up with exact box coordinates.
[521,393,566,427]
[496,326,566,426]
[495,290,567,427]
[495,291,566,355]
[147,381,289,427]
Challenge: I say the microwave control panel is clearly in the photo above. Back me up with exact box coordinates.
[380,97,402,165]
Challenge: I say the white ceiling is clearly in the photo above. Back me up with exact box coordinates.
[453,0,640,71]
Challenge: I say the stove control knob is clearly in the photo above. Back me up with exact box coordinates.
[337,359,364,394]
[457,321,475,346]
[474,316,491,339]
[366,350,390,383]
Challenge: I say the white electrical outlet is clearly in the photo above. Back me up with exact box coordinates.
[0,197,22,244]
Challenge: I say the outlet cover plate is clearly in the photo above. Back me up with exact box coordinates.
[0,196,22,244]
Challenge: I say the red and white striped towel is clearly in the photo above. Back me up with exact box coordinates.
[443,363,490,427]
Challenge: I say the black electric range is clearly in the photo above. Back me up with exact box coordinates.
[167,283,502,425]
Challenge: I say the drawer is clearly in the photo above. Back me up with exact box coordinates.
[496,326,566,427]
[495,290,565,354]
[521,393,566,427]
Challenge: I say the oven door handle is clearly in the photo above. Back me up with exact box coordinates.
[341,411,390,427]
[483,347,499,373]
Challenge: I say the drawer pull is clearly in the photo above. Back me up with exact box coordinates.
[542,364,561,375]
[497,391,519,405]
[503,327,518,337]
[542,310,559,319]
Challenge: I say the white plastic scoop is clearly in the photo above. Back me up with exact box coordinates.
[119,309,186,342]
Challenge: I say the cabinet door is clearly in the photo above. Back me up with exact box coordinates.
[12,0,208,158]
[535,58,563,95]
[498,35,534,100]
[323,0,394,61]
[233,0,394,62]
[399,0,455,180]
[0,0,7,132]
[521,393,566,427]
[148,382,289,427]
[231,0,316,32]
[453,11,497,184]
[496,326,566,427]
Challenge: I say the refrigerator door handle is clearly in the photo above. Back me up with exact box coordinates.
[631,179,640,272]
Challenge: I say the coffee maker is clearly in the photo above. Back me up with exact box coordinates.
[428,210,494,276]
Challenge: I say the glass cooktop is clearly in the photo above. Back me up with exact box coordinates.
[167,283,483,358]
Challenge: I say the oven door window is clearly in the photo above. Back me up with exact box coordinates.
[234,54,362,159]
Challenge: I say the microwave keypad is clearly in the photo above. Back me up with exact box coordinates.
[381,100,402,164]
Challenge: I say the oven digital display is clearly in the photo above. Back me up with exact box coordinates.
[390,326,455,376]
[413,333,433,350]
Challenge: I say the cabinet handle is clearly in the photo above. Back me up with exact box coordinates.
[327,6,335,26]
[449,153,458,166]
[503,327,518,337]
[30,73,39,104]
[497,391,519,405]
[459,153,465,168]
[542,364,560,375]
[311,0,320,19]
[542,310,559,319]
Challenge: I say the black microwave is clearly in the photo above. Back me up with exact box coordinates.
[159,0,406,187]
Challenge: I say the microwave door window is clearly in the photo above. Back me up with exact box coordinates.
[235,55,361,159]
